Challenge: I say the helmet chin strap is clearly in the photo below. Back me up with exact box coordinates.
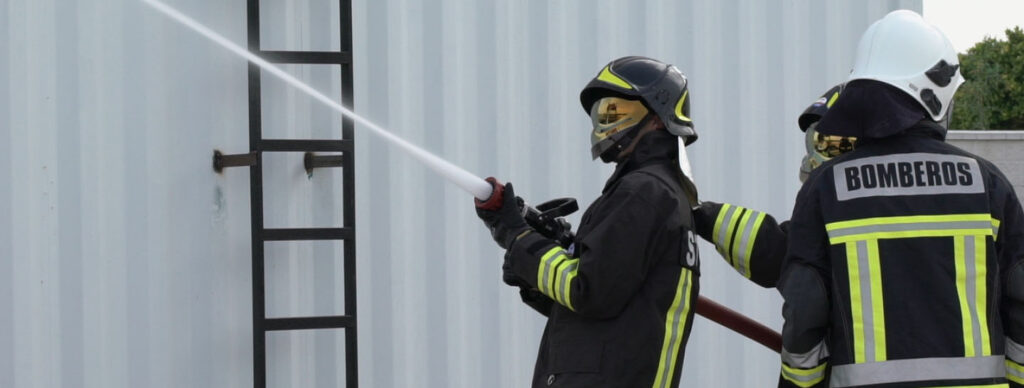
[598,114,655,163]
[615,120,660,163]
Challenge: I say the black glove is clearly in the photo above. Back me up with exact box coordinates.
[475,179,531,250]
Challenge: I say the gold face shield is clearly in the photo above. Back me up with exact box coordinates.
[590,97,649,158]
[811,130,856,159]
[800,122,857,182]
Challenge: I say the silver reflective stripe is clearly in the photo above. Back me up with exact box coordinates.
[715,206,738,253]
[1009,363,1024,384]
[735,210,759,275]
[782,340,830,369]
[556,260,578,306]
[830,356,1005,387]
[857,240,877,363]
[541,251,564,295]
[827,220,993,240]
[782,367,825,384]
[1008,338,1024,363]
[966,236,983,356]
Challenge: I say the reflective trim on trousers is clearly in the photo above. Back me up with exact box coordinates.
[1007,358,1024,385]
[1007,338,1024,364]
[781,362,827,388]
[829,356,1005,387]
[782,340,830,369]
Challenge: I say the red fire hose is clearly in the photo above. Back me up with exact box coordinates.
[695,295,782,353]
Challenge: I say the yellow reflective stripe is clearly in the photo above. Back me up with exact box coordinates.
[712,203,737,257]
[847,242,866,363]
[955,235,977,357]
[730,210,753,268]
[652,269,693,388]
[742,212,768,279]
[708,203,733,245]
[1008,359,1024,385]
[954,235,992,357]
[826,90,839,108]
[781,363,827,388]
[551,258,578,310]
[597,66,633,90]
[826,214,997,243]
[561,259,579,311]
[830,229,992,244]
[992,218,1001,240]
[549,257,569,305]
[674,90,692,122]
[975,235,991,356]
[867,239,886,362]
[545,254,567,302]
[827,214,994,230]
[537,246,562,295]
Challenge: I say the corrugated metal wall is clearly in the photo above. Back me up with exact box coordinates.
[1,0,920,387]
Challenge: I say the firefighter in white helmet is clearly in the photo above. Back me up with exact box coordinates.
[778,10,1024,387]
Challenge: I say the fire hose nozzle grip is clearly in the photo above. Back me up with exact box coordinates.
[475,177,505,210]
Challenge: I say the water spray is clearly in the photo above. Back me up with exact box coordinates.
[139,0,494,201]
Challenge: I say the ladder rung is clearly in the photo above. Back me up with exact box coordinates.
[259,50,352,64]
[260,139,352,152]
[265,316,354,331]
[262,227,351,241]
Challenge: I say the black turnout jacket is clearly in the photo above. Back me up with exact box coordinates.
[778,123,1024,387]
[506,131,701,388]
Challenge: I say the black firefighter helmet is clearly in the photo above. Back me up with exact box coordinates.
[579,56,696,161]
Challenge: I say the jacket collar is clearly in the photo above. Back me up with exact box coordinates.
[603,130,679,193]
[856,120,947,147]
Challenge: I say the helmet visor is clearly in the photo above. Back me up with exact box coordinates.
[805,123,857,167]
[812,131,856,159]
[590,97,649,146]
[801,123,857,177]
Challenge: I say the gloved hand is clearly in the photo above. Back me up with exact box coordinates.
[475,177,532,250]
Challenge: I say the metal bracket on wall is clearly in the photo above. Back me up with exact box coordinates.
[213,150,258,172]
[304,152,345,175]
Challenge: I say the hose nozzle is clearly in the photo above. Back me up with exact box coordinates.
[474,177,505,211]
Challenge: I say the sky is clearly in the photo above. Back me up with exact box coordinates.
[923,0,1024,53]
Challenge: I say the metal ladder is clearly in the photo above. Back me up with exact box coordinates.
[216,1,357,386]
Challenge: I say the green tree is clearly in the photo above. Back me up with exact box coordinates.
[951,26,1024,130]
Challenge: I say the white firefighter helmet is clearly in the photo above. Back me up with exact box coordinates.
[847,10,964,122]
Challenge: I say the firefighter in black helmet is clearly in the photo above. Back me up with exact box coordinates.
[475,56,701,387]
[693,84,850,288]
[778,10,1024,387]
